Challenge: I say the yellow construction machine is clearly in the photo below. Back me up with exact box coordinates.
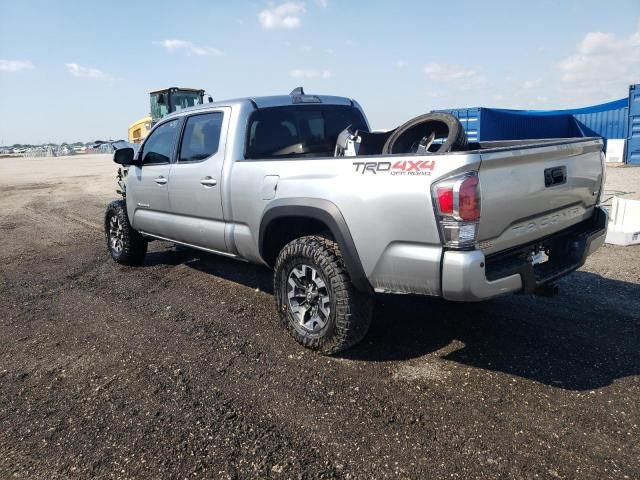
[128,87,210,143]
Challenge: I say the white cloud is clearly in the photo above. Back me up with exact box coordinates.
[289,68,332,79]
[423,63,486,95]
[65,63,111,79]
[0,59,34,72]
[558,19,640,99]
[258,2,305,30]
[522,79,542,89]
[154,39,224,56]
[394,60,409,68]
[420,20,640,111]
[316,0,328,7]
[424,63,476,82]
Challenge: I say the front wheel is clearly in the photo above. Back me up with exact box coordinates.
[104,200,147,265]
[273,235,372,355]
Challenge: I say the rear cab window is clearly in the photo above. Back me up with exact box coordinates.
[245,105,368,159]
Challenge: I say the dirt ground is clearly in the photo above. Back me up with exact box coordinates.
[1,154,639,479]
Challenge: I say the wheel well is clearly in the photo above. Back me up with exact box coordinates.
[261,216,333,267]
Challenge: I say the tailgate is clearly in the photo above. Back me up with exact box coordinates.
[477,138,604,255]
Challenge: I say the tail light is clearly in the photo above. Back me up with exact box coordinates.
[432,172,481,248]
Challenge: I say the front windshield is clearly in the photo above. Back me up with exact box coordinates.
[171,91,202,113]
[150,91,202,122]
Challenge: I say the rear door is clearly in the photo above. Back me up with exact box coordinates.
[127,118,181,236]
[166,109,229,252]
[477,139,603,254]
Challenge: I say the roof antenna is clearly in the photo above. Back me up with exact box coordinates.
[290,86,304,96]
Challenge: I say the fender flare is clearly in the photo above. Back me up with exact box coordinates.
[259,198,371,293]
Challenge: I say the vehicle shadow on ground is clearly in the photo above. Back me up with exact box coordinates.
[346,272,640,390]
[145,246,640,391]
[145,245,274,292]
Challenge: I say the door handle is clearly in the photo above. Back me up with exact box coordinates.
[200,177,217,187]
[154,176,168,185]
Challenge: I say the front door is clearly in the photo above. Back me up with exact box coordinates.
[167,109,229,252]
[126,118,181,236]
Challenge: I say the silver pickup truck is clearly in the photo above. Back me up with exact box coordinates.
[105,89,607,354]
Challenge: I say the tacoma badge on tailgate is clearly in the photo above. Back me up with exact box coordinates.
[511,206,582,237]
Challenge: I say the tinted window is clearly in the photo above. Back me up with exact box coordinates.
[246,105,368,159]
[142,119,180,164]
[179,113,223,162]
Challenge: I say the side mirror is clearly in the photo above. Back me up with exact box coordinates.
[113,147,135,165]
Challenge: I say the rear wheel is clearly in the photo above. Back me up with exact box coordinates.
[104,200,147,265]
[273,235,372,354]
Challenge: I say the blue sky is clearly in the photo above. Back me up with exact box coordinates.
[1,0,639,144]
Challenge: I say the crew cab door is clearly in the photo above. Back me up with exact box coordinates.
[166,109,229,252]
[126,118,182,236]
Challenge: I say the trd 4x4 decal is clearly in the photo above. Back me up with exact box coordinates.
[353,160,436,175]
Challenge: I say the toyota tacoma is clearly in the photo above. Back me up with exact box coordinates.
[105,89,607,354]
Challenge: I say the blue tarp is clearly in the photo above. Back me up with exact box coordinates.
[437,97,629,144]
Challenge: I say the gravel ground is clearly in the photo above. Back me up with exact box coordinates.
[601,164,640,202]
[0,155,639,479]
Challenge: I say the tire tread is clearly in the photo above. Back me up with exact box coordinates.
[273,235,372,354]
[104,200,147,266]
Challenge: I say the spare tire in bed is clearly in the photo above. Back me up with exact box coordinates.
[382,112,467,155]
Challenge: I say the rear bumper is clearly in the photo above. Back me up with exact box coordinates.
[441,207,608,301]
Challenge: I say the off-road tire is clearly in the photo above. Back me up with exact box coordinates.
[104,200,147,266]
[273,235,373,354]
[382,112,468,154]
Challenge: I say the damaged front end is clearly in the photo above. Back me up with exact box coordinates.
[116,167,127,198]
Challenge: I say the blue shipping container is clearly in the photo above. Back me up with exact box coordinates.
[436,84,635,161]
[627,84,640,165]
